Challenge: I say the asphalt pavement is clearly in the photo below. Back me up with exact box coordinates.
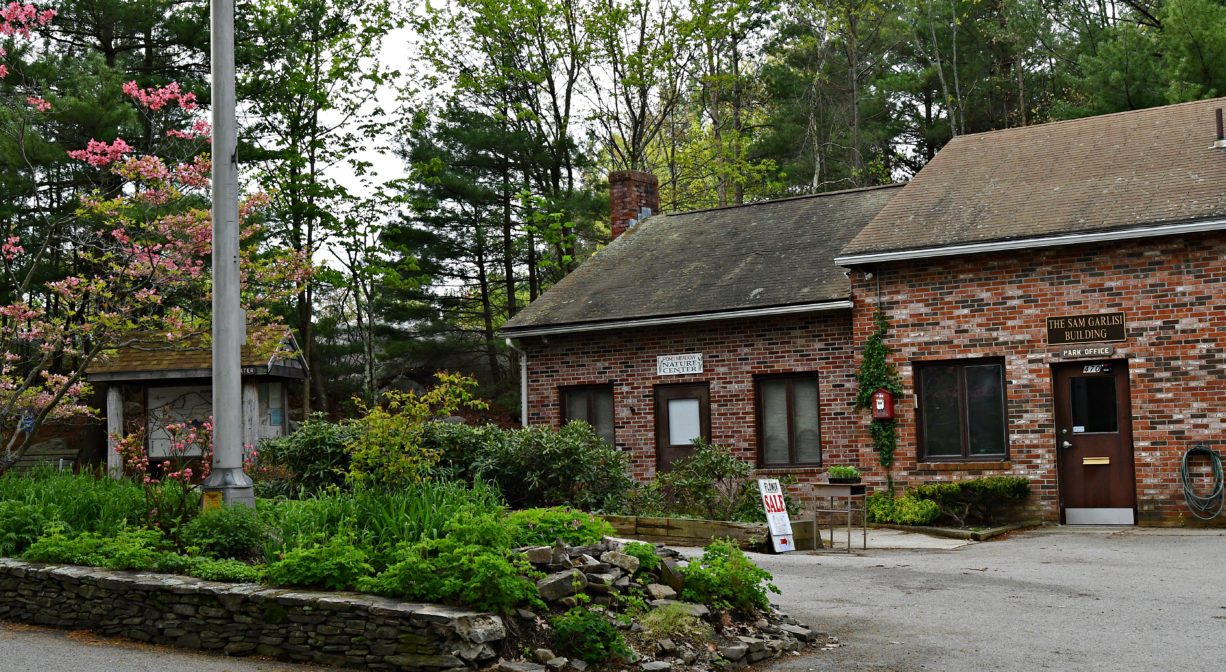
[752,526,1226,672]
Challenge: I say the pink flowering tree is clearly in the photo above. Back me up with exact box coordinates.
[0,74,311,472]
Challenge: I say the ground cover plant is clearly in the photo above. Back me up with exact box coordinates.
[867,476,1031,528]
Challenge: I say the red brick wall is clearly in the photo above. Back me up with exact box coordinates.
[851,232,1226,526]
[521,312,862,503]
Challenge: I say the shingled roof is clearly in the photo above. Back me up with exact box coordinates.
[839,97,1226,263]
[86,325,306,382]
[502,184,901,336]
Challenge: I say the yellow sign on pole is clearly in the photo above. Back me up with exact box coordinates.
[202,490,223,511]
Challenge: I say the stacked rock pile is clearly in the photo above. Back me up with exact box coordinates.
[494,538,833,672]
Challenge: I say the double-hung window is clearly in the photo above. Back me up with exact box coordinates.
[561,384,615,447]
[915,359,1007,460]
[756,375,821,467]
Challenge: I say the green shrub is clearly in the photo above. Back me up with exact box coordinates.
[184,556,265,582]
[358,511,539,613]
[0,500,56,556]
[827,465,862,479]
[21,526,168,571]
[620,541,660,575]
[345,373,487,489]
[912,476,1031,527]
[427,421,633,511]
[0,469,145,537]
[257,416,355,496]
[506,507,613,547]
[550,608,632,664]
[680,540,779,614]
[866,491,940,526]
[257,480,505,566]
[182,504,266,560]
[265,536,374,590]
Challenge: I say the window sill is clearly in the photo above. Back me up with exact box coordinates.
[918,461,1011,471]
[754,465,825,474]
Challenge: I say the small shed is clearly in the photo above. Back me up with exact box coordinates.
[85,326,307,475]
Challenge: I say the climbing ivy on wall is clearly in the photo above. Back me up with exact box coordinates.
[855,310,903,492]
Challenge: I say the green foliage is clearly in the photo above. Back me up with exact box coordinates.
[505,507,613,547]
[22,526,168,571]
[182,504,267,561]
[866,491,940,526]
[256,415,355,496]
[640,602,714,641]
[346,372,488,489]
[357,511,540,613]
[680,540,779,614]
[827,465,861,479]
[426,420,633,511]
[550,608,632,664]
[855,310,902,486]
[265,536,374,590]
[620,439,798,523]
[0,469,146,538]
[0,500,56,557]
[178,556,265,583]
[257,479,505,566]
[621,541,660,575]
[912,476,1032,528]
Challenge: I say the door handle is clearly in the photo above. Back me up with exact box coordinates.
[1061,441,1073,450]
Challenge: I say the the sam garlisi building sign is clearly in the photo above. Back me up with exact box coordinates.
[1046,312,1126,345]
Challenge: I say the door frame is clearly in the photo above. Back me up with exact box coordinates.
[1051,359,1137,525]
[653,382,711,472]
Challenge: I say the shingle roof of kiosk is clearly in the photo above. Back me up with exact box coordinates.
[501,183,901,335]
[839,97,1226,263]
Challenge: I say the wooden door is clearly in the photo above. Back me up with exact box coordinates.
[1052,361,1136,524]
[654,383,710,472]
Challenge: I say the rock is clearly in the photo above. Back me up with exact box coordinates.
[641,662,671,671]
[651,599,709,618]
[525,547,554,564]
[600,550,640,574]
[568,660,588,671]
[614,576,631,589]
[777,623,818,642]
[645,583,676,600]
[659,558,686,592]
[498,660,546,672]
[657,638,676,654]
[584,572,617,593]
[736,636,766,653]
[551,540,569,564]
[719,644,749,661]
[534,648,557,663]
[546,658,568,670]
[537,569,588,602]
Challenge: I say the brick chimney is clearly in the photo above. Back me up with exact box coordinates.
[609,170,659,240]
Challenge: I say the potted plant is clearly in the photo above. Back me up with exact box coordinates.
[827,465,862,484]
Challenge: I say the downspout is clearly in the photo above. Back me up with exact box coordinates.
[505,337,528,427]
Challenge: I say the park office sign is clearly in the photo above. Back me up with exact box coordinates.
[1046,312,1126,345]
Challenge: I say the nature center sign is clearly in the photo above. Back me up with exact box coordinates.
[657,353,703,376]
[1046,312,1125,345]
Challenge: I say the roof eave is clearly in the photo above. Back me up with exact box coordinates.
[501,300,852,339]
[835,217,1226,266]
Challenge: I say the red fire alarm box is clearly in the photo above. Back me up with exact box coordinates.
[871,388,895,421]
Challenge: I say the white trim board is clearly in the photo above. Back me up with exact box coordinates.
[835,218,1226,266]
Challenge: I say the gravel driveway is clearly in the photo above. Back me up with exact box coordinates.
[752,526,1226,671]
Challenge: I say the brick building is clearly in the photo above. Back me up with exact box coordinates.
[503,98,1226,526]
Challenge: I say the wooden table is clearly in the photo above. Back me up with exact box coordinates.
[810,483,867,552]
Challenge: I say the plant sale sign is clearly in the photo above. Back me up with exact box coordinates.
[758,479,794,553]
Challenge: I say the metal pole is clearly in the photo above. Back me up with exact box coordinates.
[202,0,253,507]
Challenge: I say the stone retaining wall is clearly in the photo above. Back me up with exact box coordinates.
[0,558,505,671]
